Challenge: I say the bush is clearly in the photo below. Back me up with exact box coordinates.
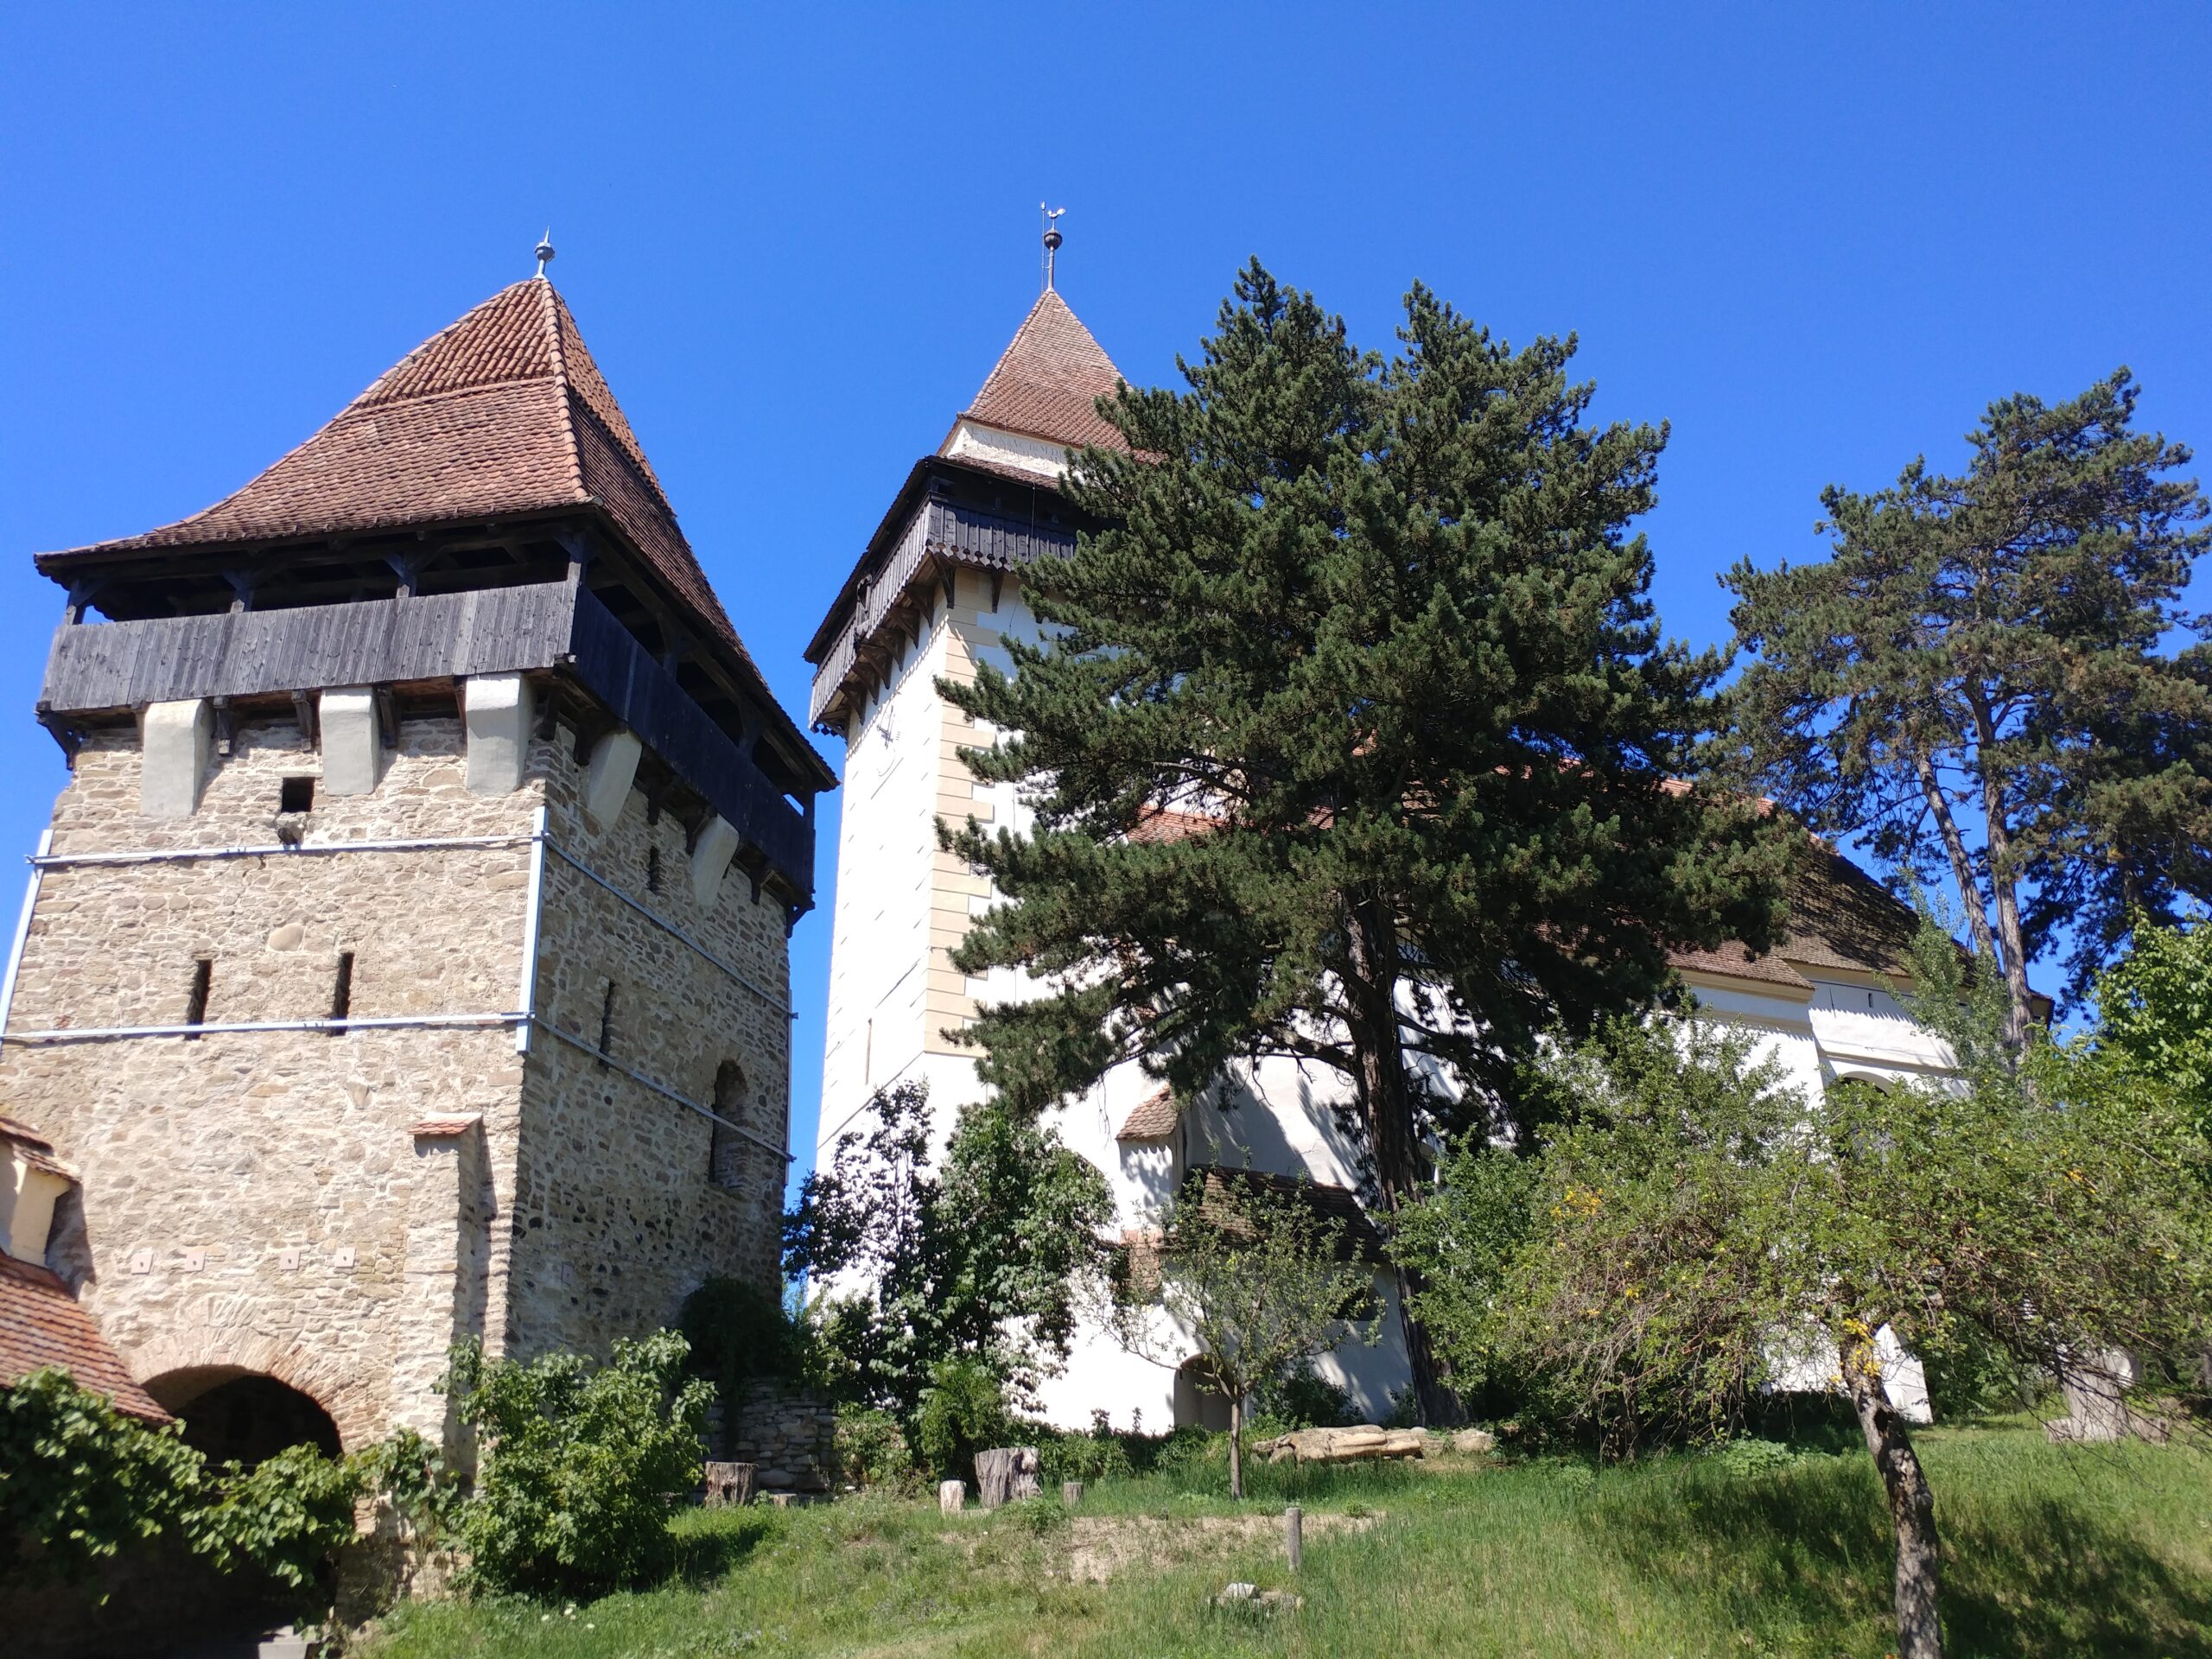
[914,1357,1011,1484]
[184,1441,365,1592]
[834,1408,918,1492]
[1035,1420,1134,1487]
[1253,1363,1357,1428]
[444,1331,711,1599]
[678,1277,809,1406]
[0,1368,204,1581]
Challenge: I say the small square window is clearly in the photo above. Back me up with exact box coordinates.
[279,777,315,814]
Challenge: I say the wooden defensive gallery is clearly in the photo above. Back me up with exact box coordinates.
[0,270,832,1465]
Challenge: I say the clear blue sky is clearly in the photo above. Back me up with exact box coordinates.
[4,4,2208,1188]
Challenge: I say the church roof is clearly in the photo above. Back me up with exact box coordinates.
[954,289,1128,452]
[42,277,748,668]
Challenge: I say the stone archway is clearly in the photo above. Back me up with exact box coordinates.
[124,1328,379,1452]
[146,1367,342,1466]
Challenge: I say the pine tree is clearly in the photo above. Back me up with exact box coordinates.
[941,262,1789,1421]
[1726,372,2212,1039]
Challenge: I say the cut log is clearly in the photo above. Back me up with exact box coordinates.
[703,1461,755,1507]
[938,1479,967,1514]
[975,1446,1042,1509]
[1252,1425,1428,1465]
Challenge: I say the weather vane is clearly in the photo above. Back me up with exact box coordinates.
[1040,204,1065,292]
[534,229,556,278]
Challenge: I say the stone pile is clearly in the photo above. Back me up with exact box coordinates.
[1250,1424,1495,1464]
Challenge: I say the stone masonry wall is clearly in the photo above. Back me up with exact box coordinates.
[507,721,791,1358]
[722,1381,836,1492]
[0,687,798,1450]
[0,719,535,1445]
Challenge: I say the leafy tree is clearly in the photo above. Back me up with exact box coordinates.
[1726,371,2212,1039]
[442,1331,711,1599]
[0,1367,204,1582]
[942,261,1789,1421]
[1111,1169,1382,1498]
[2088,912,2212,1141]
[782,1079,1113,1431]
[1416,942,2209,1659]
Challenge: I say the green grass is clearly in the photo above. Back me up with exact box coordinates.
[358,1426,2212,1659]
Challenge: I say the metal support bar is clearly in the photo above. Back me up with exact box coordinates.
[31,833,538,870]
[3,1012,524,1044]
[540,837,795,1019]
[531,1019,791,1160]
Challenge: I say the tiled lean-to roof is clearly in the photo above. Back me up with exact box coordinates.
[42,276,749,668]
[0,1255,170,1421]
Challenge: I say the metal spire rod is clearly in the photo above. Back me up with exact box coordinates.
[1040,203,1065,292]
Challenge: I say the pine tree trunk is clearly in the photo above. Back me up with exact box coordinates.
[1910,741,1999,967]
[1963,687,2037,1051]
[1342,893,1458,1427]
[1229,1395,1244,1501]
[1839,1325,1943,1659]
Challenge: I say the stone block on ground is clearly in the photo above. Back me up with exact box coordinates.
[938,1479,967,1514]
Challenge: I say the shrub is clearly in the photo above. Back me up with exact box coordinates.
[678,1277,809,1406]
[184,1441,366,1592]
[834,1407,918,1492]
[1035,1421,1133,1487]
[914,1357,1011,1484]
[444,1331,712,1599]
[0,1367,204,1581]
[1253,1363,1356,1428]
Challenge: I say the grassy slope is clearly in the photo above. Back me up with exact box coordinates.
[360,1427,2212,1659]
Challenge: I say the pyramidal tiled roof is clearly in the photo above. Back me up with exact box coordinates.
[48,277,743,657]
[956,289,1128,452]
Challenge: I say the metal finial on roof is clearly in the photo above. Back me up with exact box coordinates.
[1040,203,1065,292]
[534,229,556,278]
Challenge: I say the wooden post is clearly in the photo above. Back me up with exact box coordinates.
[938,1479,967,1515]
[1061,1480,1084,1509]
[1284,1504,1303,1573]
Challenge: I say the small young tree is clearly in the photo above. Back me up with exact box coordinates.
[1113,1169,1382,1498]
[1414,944,2209,1659]
[782,1079,1113,1432]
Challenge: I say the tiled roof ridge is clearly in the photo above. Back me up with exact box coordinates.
[957,289,1128,454]
[537,278,592,506]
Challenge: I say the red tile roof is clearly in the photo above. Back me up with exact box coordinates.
[0,1254,170,1421]
[408,1116,481,1138]
[1116,1086,1180,1141]
[958,290,1128,453]
[41,278,751,671]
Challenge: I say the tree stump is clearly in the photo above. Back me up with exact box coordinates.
[975,1446,1041,1509]
[703,1461,755,1508]
[938,1479,967,1514]
[1061,1480,1084,1509]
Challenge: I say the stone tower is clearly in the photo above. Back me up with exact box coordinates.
[3,273,834,1458]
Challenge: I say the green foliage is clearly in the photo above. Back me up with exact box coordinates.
[0,1366,204,1582]
[1727,370,2212,1019]
[184,1440,366,1592]
[1252,1362,1357,1429]
[678,1275,810,1412]
[1115,1169,1382,1497]
[914,1357,1011,1484]
[830,1407,916,1493]
[1033,1418,1135,1487]
[938,258,1789,1173]
[783,1079,1112,1430]
[443,1331,713,1599]
[2091,913,2212,1142]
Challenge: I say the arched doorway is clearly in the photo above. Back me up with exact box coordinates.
[1172,1358,1235,1433]
[145,1367,341,1467]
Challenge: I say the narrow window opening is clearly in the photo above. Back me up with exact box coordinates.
[183,957,213,1038]
[709,1061,747,1190]
[279,776,315,814]
[646,842,664,895]
[598,980,617,1061]
[329,951,354,1031]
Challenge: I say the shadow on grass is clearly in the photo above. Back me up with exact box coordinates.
[667,1508,777,1586]
[1591,1456,2212,1658]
